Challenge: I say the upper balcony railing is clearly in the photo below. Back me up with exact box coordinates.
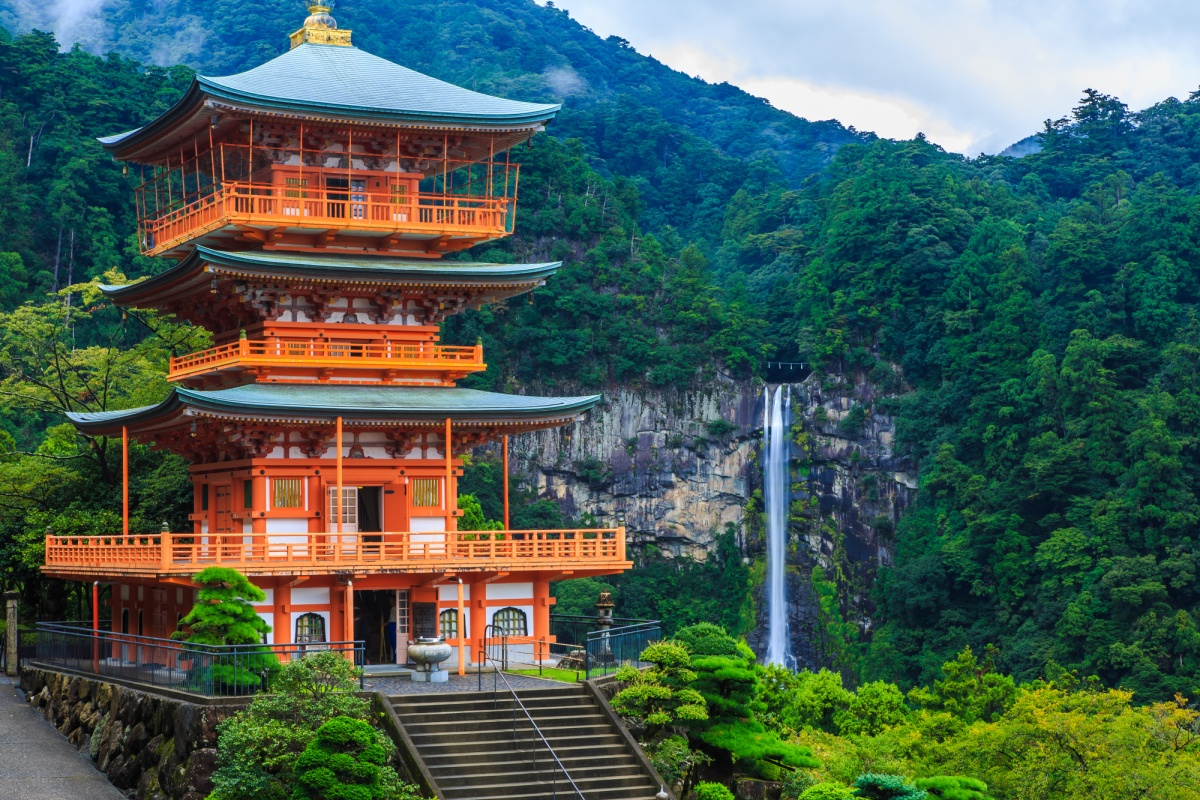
[168,338,485,384]
[135,143,520,257]
[43,529,629,578]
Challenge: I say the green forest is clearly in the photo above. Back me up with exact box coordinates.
[1,0,1200,752]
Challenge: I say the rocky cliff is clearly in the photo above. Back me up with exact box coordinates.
[506,371,917,673]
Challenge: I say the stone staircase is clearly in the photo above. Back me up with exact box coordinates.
[389,684,664,800]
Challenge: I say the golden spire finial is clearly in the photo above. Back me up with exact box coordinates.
[290,0,352,49]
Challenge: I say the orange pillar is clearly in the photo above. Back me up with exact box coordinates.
[456,578,465,676]
[345,580,355,661]
[502,434,510,530]
[444,418,453,530]
[533,580,551,660]
[92,581,100,672]
[469,581,487,665]
[274,585,290,647]
[122,426,129,537]
[336,416,343,538]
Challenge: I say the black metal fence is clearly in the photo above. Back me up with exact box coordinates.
[583,621,661,679]
[34,622,365,697]
[548,614,661,679]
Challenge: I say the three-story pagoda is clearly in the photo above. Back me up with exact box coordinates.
[43,5,629,670]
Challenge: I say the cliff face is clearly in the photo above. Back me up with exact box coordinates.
[508,376,762,559]
[509,371,916,670]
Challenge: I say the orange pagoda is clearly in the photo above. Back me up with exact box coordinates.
[43,4,630,671]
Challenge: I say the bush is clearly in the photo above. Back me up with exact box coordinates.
[209,651,418,800]
[800,783,854,800]
[853,773,927,800]
[914,776,993,800]
[694,782,736,800]
[292,716,390,800]
[647,735,711,795]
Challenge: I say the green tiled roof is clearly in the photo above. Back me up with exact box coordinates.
[100,43,560,153]
[97,246,561,305]
[68,385,600,433]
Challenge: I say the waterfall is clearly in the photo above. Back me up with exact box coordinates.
[764,385,795,669]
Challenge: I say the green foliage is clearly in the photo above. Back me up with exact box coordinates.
[172,567,275,692]
[706,419,737,438]
[292,716,391,800]
[606,532,753,636]
[782,770,817,800]
[456,493,503,532]
[549,577,616,617]
[694,782,736,800]
[800,784,855,800]
[853,774,927,800]
[211,652,421,800]
[912,776,993,800]
[906,647,1015,724]
[611,641,707,729]
[173,567,271,646]
[645,734,711,795]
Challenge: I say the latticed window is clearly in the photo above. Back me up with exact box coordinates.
[285,177,309,198]
[296,613,326,644]
[273,478,303,508]
[412,478,440,508]
[493,607,527,637]
[439,609,458,639]
[390,183,408,203]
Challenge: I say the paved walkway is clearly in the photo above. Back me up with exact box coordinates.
[366,671,566,696]
[0,676,124,800]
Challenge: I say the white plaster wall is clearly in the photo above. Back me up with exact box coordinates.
[293,587,331,606]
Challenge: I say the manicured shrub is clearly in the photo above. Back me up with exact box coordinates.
[292,716,389,800]
[799,783,855,800]
[914,776,994,800]
[172,566,277,692]
[693,782,736,800]
[853,773,927,800]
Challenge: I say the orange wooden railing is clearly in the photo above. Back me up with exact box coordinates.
[140,182,516,257]
[168,338,485,381]
[43,529,628,577]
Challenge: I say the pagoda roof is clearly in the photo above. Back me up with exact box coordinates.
[100,246,560,307]
[67,385,599,437]
[96,248,559,326]
[100,42,560,162]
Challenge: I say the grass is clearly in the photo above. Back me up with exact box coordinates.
[507,667,583,683]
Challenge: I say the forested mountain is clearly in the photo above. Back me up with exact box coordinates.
[0,0,865,240]
[2,2,1200,708]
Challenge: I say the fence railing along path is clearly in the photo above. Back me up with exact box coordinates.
[33,622,364,697]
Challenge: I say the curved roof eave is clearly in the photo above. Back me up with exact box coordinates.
[67,386,601,434]
[95,246,562,306]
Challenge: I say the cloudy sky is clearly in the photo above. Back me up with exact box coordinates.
[542,0,1200,154]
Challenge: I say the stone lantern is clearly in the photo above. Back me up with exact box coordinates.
[595,590,615,630]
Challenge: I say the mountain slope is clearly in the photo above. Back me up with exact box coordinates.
[0,0,865,193]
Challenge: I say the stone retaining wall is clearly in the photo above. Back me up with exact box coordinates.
[19,666,243,799]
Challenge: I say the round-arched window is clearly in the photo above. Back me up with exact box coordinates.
[492,607,527,637]
[295,612,326,644]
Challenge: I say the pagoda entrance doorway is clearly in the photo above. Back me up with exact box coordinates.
[355,589,397,665]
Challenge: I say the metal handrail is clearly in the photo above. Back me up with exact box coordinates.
[478,624,584,800]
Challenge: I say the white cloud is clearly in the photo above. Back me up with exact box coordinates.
[544,0,1200,153]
